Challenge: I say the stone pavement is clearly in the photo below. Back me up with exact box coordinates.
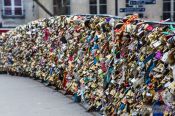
[0,74,92,116]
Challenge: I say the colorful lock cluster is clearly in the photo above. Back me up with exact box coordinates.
[0,15,175,115]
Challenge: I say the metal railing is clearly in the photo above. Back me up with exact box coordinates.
[63,14,175,25]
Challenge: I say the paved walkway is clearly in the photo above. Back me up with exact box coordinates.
[0,75,92,116]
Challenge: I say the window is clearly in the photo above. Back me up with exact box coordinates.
[65,0,71,15]
[163,2,171,11]
[173,0,175,21]
[89,0,107,14]
[99,0,107,14]
[90,0,97,14]
[90,0,97,4]
[173,12,175,21]
[174,1,175,11]
[53,0,59,15]
[163,13,171,20]
[53,0,70,15]
[163,0,171,20]
[2,0,24,17]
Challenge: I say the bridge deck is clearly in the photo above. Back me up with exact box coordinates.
[0,75,92,116]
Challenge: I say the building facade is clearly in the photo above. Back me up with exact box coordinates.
[38,0,175,21]
[0,0,39,32]
[0,0,175,32]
